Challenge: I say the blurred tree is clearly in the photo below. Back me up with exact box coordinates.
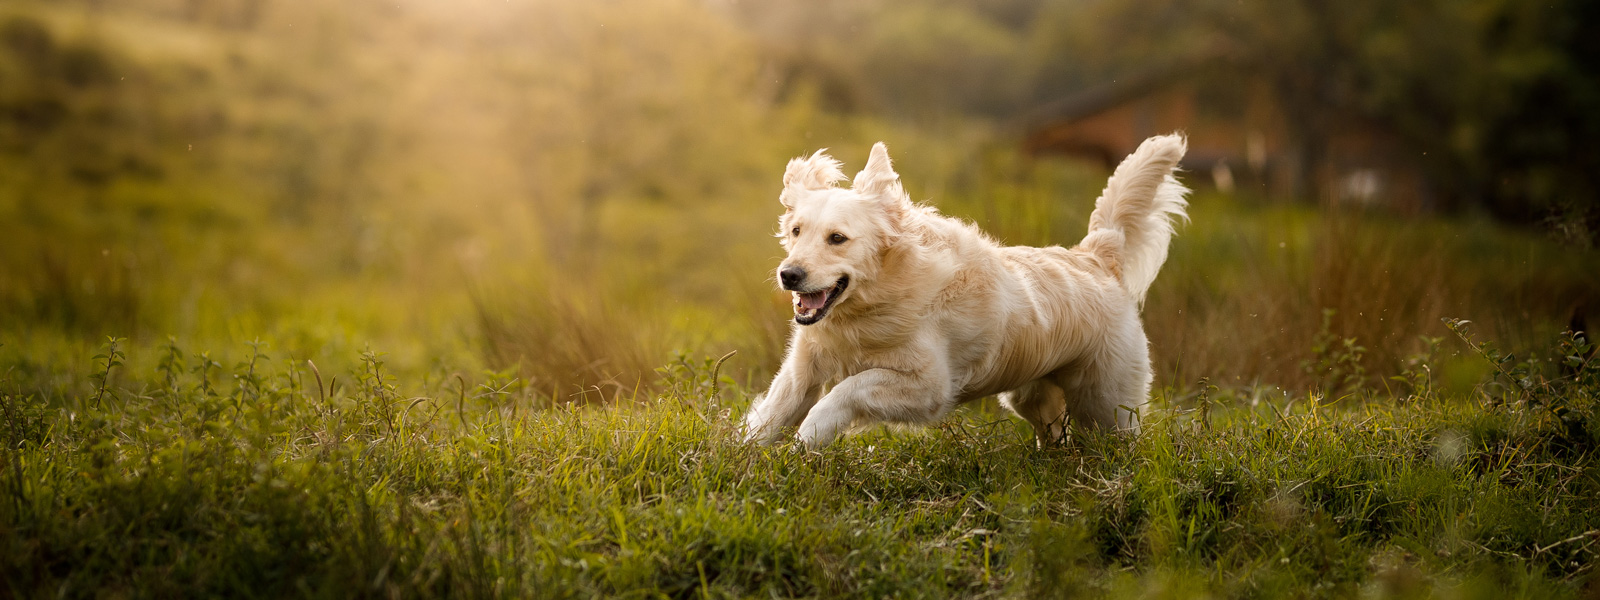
[495,0,779,269]
[727,0,1037,120]
[1046,0,1600,239]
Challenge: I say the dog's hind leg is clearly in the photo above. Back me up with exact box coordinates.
[999,380,1068,447]
[1047,313,1152,433]
[1051,350,1150,434]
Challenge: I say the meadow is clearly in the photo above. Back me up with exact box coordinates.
[3,1,1600,597]
[2,322,1597,598]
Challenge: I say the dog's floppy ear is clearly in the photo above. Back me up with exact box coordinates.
[853,142,905,203]
[781,149,847,208]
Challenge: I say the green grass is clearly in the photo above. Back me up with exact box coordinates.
[2,332,1596,598]
[3,4,1600,597]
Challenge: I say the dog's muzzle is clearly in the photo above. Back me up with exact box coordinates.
[793,276,848,325]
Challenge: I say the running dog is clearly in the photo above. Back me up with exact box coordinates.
[744,135,1188,449]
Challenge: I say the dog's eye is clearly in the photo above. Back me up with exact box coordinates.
[829,233,848,245]
[791,227,800,236]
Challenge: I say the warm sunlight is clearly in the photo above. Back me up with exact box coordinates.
[2,0,1597,596]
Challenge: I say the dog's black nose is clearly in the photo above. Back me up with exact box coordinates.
[779,266,807,290]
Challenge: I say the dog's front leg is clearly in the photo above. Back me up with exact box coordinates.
[743,354,825,445]
[796,365,950,450]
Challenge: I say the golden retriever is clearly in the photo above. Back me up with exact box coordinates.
[744,135,1188,449]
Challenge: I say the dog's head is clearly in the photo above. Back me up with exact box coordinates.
[775,142,910,325]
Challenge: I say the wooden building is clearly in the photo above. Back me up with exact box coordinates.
[1020,66,1433,212]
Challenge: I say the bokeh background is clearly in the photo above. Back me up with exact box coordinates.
[2,0,1597,402]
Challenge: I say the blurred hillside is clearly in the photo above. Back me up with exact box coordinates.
[1,0,1596,401]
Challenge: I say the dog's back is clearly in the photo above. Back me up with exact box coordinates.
[959,135,1188,391]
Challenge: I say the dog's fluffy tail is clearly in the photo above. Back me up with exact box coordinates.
[1081,134,1189,306]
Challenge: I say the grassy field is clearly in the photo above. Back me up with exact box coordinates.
[2,324,1597,598]
[4,2,1600,597]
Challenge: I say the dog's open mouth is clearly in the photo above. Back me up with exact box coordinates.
[794,276,849,325]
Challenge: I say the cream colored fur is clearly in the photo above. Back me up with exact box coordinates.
[744,134,1189,449]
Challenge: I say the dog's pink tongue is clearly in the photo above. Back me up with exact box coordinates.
[799,291,828,310]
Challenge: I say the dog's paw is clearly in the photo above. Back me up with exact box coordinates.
[744,428,786,446]
[741,410,783,446]
[740,424,767,444]
[743,418,794,446]
[795,415,841,450]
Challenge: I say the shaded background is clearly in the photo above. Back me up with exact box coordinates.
[2,0,1597,402]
